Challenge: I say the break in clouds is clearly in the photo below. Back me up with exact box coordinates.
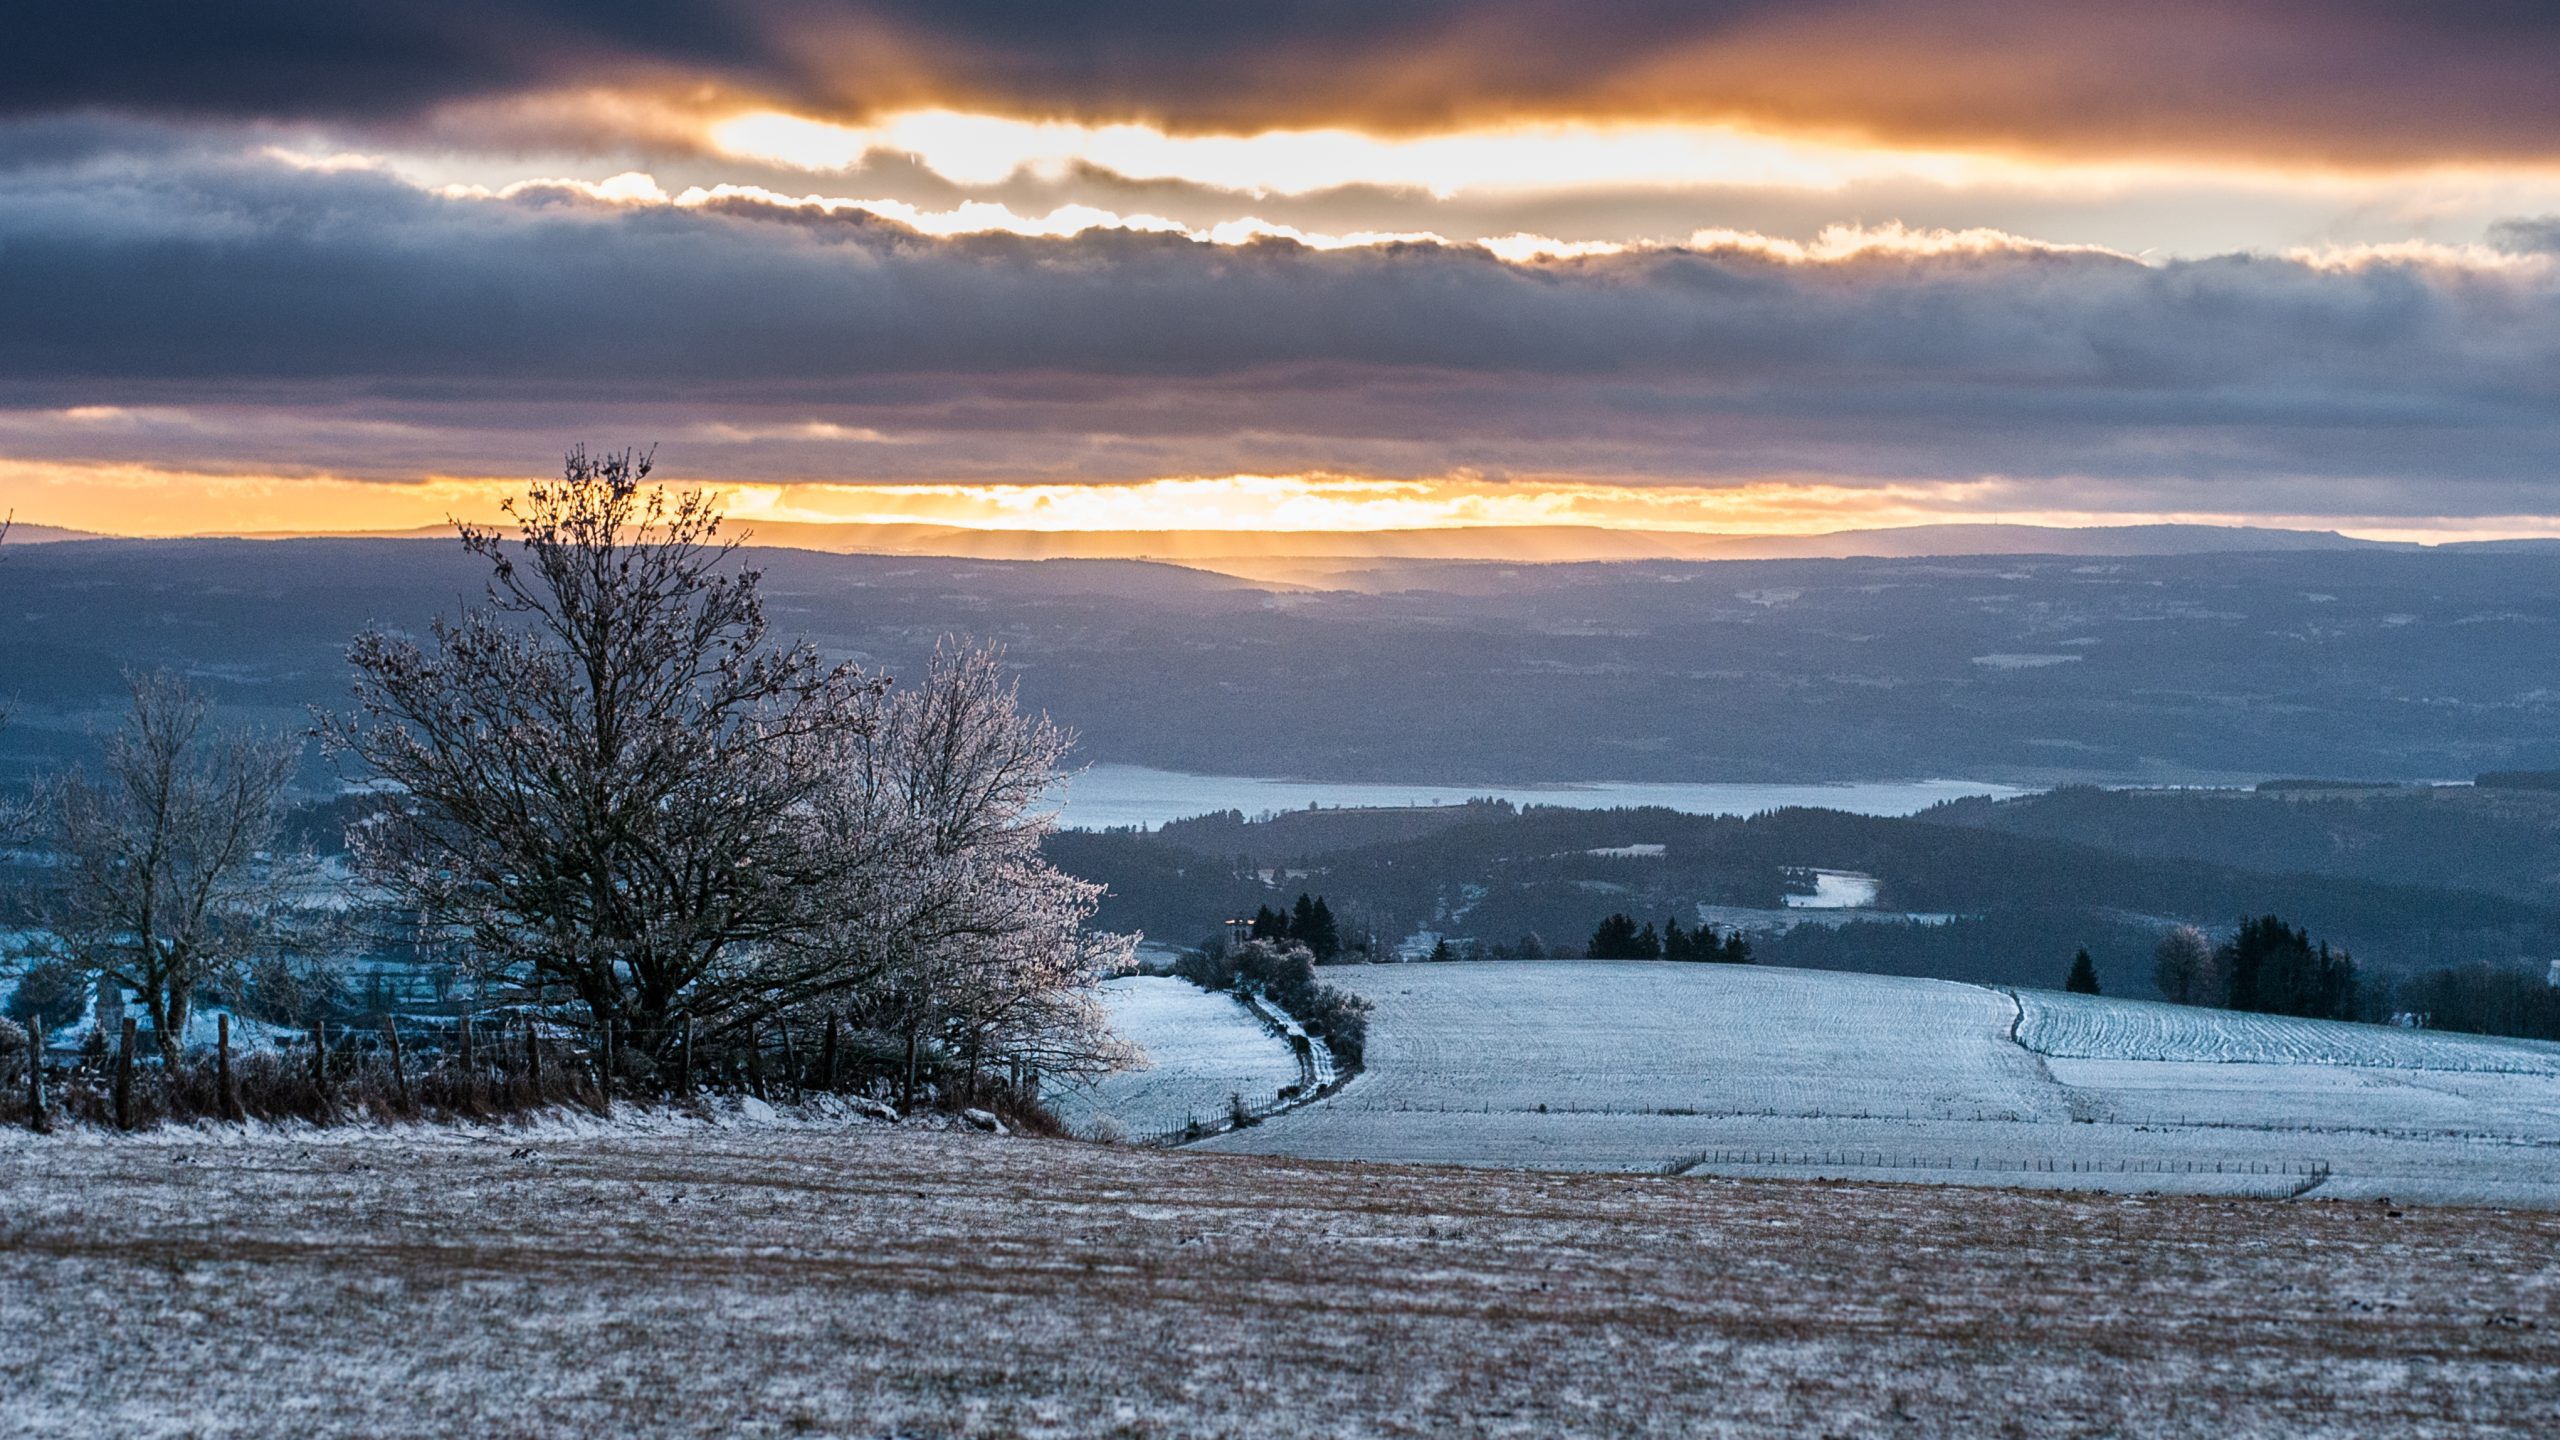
[2,132,2559,520]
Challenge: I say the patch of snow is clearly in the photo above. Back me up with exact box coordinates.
[1046,976,1300,1142]
[1969,653,2084,669]
[1782,869,1879,909]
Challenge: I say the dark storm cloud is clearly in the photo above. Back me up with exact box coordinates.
[2,149,2557,504]
[10,3,2560,164]
[2,3,780,124]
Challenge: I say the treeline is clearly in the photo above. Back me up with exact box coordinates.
[1064,799,2560,980]
[2148,917,2359,1021]
[1926,783,2560,909]
[1249,893,1342,960]
[1587,913,1753,963]
[2390,962,2560,1042]
[1174,939,1370,1069]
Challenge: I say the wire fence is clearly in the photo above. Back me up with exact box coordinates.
[1666,1148,2333,1187]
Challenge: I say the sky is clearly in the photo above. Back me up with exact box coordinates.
[5,1,2560,543]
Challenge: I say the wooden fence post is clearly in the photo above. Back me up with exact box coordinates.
[26,1012,45,1133]
[383,1016,409,1111]
[217,1013,239,1122]
[114,1016,136,1132]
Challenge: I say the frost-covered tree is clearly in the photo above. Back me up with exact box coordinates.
[328,453,1126,1092]
[41,673,313,1064]
[2151,925,2214,1004]
[326,449,876,1055]
[753,645,1131,1097]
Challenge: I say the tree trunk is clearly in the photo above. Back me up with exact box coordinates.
[383,1016,409,1110]
[27,1012,47,1133]
[160,987,191,1069]
[114,1016,137,1131]
[217,1012,239,1122]
[821,1013,839,1094]
[901,1026,918,1110]
[679,1013,694,1095]
[746,1020,766,1100]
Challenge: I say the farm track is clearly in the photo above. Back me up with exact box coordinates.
[2,1125,2556,1437]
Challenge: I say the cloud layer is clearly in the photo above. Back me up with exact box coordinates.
[13,2,2560,165]
[2,143,2557,524]
[6,13,2560,537]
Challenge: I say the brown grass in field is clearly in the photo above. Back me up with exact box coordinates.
[0,1125,2552,1437]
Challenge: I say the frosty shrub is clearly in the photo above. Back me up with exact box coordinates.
[4,958,85,1033]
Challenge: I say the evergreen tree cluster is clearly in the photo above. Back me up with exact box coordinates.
[1586,913,1753,963]
[2220,914,2358,1020]
[2135,914,2360,1021]
[1249,893,1342,960]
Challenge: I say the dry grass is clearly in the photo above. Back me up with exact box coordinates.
[0,1124,2553,1437]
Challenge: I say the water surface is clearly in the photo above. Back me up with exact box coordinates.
[1052,765,2030,832]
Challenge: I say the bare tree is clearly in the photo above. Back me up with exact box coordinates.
[325,449,878,1057]
[2152,924,2216,1005]
[41,673,308,1065]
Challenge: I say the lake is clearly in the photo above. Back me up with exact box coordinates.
[1049,765,2032,832]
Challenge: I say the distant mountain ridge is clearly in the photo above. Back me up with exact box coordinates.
[0,521,101,544]
[48,517,2402,583]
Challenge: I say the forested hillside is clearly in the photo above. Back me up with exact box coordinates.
[1047,801,2560,998]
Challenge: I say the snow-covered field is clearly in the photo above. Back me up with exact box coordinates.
[1045,976,1302,1141]
[4,1122,2554,1437]
[2018,988,2560,1073]
[1206,962,2560,1206]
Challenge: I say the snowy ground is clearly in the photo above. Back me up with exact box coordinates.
[1,1122,2552,1437]
[1204,962,2560,1206]
[1044,976,1302,1141]
[2018,989,2560,1073]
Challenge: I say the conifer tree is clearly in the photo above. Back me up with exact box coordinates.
[1587,913,1641,959]
[2065,948,2102,994]
[1661,916,1691,961]
[1290,893,1341,960]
